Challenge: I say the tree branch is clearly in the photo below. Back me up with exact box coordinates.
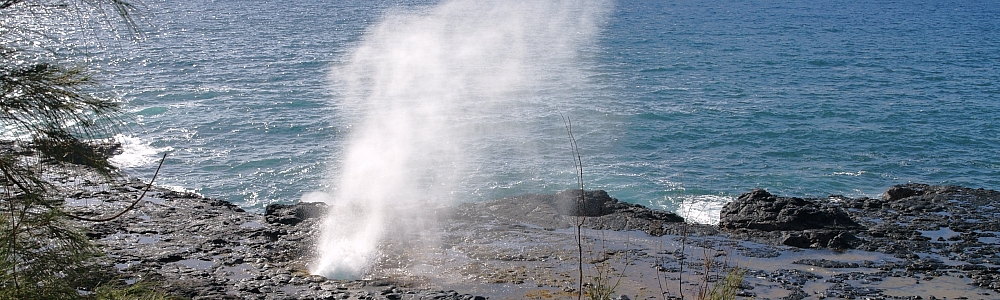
[66,152,166,222]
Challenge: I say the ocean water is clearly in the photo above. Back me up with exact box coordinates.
[106,0,999,223]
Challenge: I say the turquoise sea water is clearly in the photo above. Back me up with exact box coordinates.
[107,0,999,221]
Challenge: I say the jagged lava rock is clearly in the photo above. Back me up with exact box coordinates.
[265,202,327,225]
[719,189,862,249]
[553,189,683,222]
[881,184,924,201]
[719,189,860,231]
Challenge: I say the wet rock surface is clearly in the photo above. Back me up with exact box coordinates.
[69,177,488,300]
[717,183,1000,298]
[847,184,1000,293]
[63,180,1000,300]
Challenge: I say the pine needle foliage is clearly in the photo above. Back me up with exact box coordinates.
[0,0,143,298]
[92,281,180,300]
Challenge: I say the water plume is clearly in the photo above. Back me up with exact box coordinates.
[307,0,611,279]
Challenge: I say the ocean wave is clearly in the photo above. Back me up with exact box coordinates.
[675,194,732,225]
[109,134,172,168]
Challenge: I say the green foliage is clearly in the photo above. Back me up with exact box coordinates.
[694,247,746,300]
[697,267,746,300]
[0,192,103,299]
[584,272,618,300]
[0,0,143,298]
[583,248,628,300]
[91,281,179,300]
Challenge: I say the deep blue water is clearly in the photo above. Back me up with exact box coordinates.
[108,0,999,220]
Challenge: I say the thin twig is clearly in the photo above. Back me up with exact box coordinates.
[560,113,585,300]
[679,222,688,299]
[67,152,166,222]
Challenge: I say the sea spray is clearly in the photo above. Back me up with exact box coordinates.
[306,0,611,279]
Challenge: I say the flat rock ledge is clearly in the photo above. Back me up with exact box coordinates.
[64,180,1000,299]
[471,189,684,236]
[70,179,485,300]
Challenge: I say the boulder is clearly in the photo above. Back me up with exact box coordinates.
[470,189,683,235]
[881,184,925,201]
[552,189,683,223]
[553,189,616,216]
[719,189,860,231]
[265,202,327,225]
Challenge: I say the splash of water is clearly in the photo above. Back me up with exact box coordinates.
[306,0,611,279]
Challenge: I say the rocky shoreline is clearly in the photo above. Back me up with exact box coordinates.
[63,177,999,300]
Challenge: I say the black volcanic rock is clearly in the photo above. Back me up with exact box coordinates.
[265,202,327,225]
[780,229,858,249]
[469,189,684,236]
[60,173,1000,297]
[881,184,925,201]
[553,189,616,217]
[552,189,684,223]
[719,189,860,231]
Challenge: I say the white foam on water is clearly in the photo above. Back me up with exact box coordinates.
[109,134,170,168]
[676,194,732,225]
